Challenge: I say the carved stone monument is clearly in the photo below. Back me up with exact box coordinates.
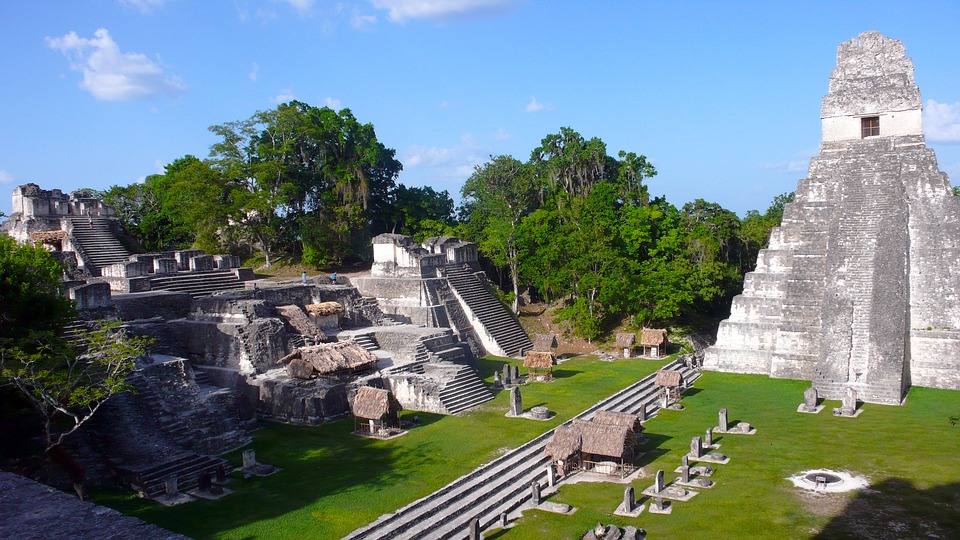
[509,386,522,416]
[703,32,960,405]
[691,436,703,458]
[704,427,713,448]
[530,480,541,505]
[799,386,821,413]
[718,408,728,432]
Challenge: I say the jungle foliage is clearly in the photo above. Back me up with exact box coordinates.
[100,102,791,338]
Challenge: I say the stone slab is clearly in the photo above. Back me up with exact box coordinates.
[797,404,826,414]
[614,502,645,517]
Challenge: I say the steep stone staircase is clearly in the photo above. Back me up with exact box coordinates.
[438,364,495,414]
[345,359,699,539]
[149,270,246,298]
[67,217,130,275]
[441,265,532,357]
[120,452,228,499]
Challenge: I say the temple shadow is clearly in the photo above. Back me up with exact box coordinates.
[812,478,960,539]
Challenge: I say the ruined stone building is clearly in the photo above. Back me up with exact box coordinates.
[1,189,531,497]
[704,32,960,405]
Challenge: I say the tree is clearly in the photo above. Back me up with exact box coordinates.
[0,236,150,452]
[1,322,149,451]
[462,156,539,312]
[380,184,456,241]
[208,101,401,267]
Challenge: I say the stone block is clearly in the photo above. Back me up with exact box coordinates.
[154,258,178,274]
[189,255,215,271]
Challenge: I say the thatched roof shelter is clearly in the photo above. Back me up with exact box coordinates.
[544,424,582,461]
[276,305,327,342]
[615,333,636,348]
[533,333,558,351]
[640,328,668,347]
[29,230,67,245]
[352,386,402,420]
[305,302,345,316]
[278,341,377,376]
[523,350,556,370]
[574,419,634,459]
[655,369,684,388]
[592,410,643,433]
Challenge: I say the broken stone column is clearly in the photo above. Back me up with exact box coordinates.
[718,408,728,432]
[841,387,858,415]
[468,517,480,540]
[243,449,257,468]
[637,401,647,422]
[531,481,541,505]
[164,476,178,497]
[509,386,522,416]
[704,427,713,448]
[681,464,690,484]
[690,436,703,458]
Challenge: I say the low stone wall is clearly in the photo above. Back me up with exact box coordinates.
[251,369,351,424]
[113,290,193,321]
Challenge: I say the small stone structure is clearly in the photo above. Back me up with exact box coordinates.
[616,332,636,358]
[639,328,668,357]
[704,32,960,405]
[352,386,403,437]
[523,350,556,381]
[509,386,523,416]
[798,386,823,413]
[544,417,637,478]
[278,342,379,379]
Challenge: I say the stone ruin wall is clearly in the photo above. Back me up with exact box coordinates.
[704,32,960,404]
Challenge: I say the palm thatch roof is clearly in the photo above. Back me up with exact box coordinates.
[655,369,683,388]
[533,333,558,351]
[276,305,327,342]
[523,351,556,369]
[592,410,643,433]
[352,386,402,420]
[640,328,668,347]
[29,230,67,244]
[615,333,636,347]
[544,424,582,461]
[574,419,634,459]
[277,341,378,375]
[305,302,345,316]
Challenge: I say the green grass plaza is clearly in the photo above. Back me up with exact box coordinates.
[96,354,960,539]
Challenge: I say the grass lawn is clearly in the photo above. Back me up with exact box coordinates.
[95,355,671,539]
[492,372,960,540]
[96,360,960,539]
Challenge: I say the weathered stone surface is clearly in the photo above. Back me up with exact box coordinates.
[704,32,960,404]
[0,472,188,540]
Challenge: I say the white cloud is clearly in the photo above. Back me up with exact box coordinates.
[324,96,342,109]
[249,62,259,82]
[760,148,817,173]
[403,134,488,170]
[525,95,545,113]
[272,89,296,103]
[493,127,512,141]
[352,12,378,29]
[118,0,166,14]
[45,28,186,101]
[282,0,315,11]
[924,99,960,142]
[370,0,514,23]
[0,170,14,185]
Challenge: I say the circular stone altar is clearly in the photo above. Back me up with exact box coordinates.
[787,469,869,493]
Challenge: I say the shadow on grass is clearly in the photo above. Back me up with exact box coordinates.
[813,478,960,539]
[550,368,580,380]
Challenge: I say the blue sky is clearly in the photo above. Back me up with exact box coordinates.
[1,0,959,218]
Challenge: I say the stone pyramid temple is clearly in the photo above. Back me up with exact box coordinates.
[703,31,960,405]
